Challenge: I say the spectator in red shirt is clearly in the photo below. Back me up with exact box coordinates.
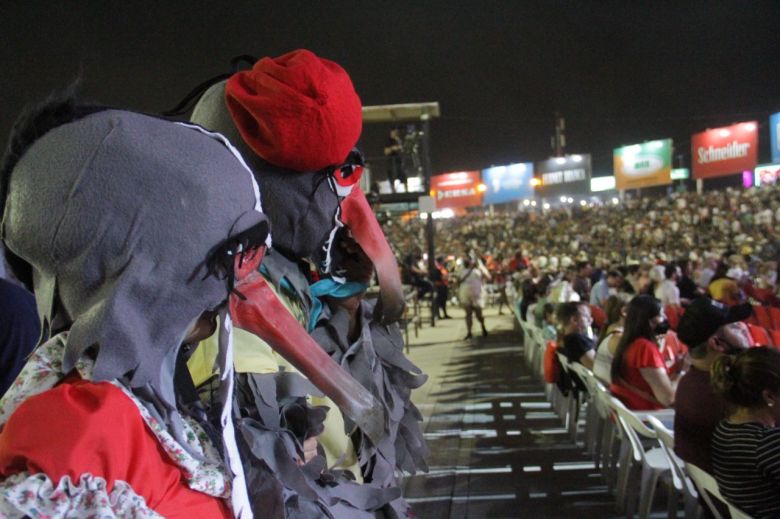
[610,295,681,410]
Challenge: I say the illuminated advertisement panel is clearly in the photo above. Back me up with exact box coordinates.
[590,176,616,192]
[533,154,591,197]
[691,122,758,179]
[482,162,534,204]
[755,164,780,187]
[771,112,780,163]
[431,171,482,208]
[613,139,672,190]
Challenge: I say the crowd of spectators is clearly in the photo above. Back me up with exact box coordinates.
[383,184,780,291]
[384,182,780,516]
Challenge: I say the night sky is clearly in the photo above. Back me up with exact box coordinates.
[2,1,779,177]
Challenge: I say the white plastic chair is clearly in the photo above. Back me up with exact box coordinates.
[568,362,604,458]
[591,381,624,493]
[554,352,583,443]
[684,462,754,519]
[608,395,673,519]
[646,415,701,519]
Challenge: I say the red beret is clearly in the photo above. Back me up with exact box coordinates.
[225,49,362,172]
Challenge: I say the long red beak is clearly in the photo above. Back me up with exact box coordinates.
[229,249,387,443]
[340,187,405,324]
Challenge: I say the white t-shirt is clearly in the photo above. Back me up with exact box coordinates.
[655,279,680,306]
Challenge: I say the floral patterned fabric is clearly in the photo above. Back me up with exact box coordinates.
[0,472,162,518]
[0,334,230,499]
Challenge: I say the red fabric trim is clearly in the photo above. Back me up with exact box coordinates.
[0,379,229,518]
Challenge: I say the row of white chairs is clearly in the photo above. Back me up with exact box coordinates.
[515,307,754,519]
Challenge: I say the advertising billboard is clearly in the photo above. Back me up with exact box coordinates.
[482,162,534,204]
[691,121,758,179]
[590,176,616,192]
[431,171,482,209]
[613,139,672,190]
[533,154,591,198]
[771,112,780,163]
[755,164,780,187]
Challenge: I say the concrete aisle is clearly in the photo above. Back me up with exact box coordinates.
[402,304,621,519]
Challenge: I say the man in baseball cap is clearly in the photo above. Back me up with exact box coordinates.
[674,298,753,472]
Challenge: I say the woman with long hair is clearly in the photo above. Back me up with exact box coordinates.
[610,295,679,409]
[710,347,780,517]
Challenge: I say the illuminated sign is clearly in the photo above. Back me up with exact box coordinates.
[431,171,482,208]
[590,176,616,192]
[482,162,534,204]
[613,139,672,190]
[533,154,592,197]
[671,168,689,180]
[691,122,758,179]
[771,112,780,163]
[755,163,780,187]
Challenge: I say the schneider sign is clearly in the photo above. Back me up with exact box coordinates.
[613,139,672,190]
[691,122,758,179]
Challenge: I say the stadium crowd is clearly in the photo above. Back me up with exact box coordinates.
[389,182,780,517]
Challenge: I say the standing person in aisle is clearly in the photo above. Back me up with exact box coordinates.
[432,255,451,319]
[457,255,490,339]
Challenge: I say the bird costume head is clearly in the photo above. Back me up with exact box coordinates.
[190,49,404,324]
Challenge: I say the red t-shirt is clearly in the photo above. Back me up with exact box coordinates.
[610,337,667,410]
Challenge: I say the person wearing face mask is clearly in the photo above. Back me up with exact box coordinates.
[710,347,780,518]
[673,298,753,472]
[610,295,681,410]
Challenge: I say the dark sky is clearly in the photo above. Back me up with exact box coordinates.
[2,1,779,177]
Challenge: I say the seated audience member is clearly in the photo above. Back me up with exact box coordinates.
[541,303,557,343]
[593,295,627,384]
[0,277,40,396]
[556,301,595,369]
[590,270,622,308]
[550,266,580,303]
[711,347,780,518]
[533,275,553,327]
[573,261,592,301]
[655,263,682,308]
[708,262,741,305]
[610,295,681,410]
[520,278,538,322]
[677,259,702,303]
[673,298,753,472]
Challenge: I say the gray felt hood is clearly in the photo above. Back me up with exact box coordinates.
[190,81,342,264]
[1,109,268,401]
